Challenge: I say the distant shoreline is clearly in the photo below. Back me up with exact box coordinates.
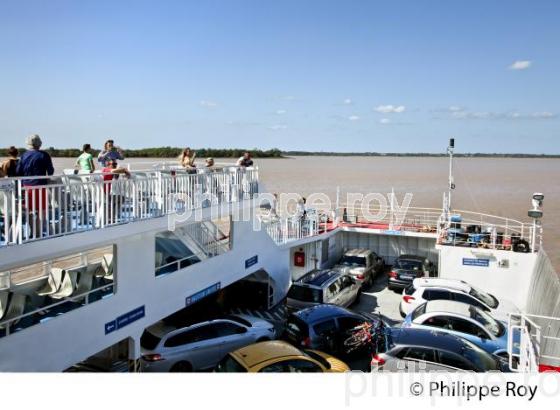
[1,147,558,159]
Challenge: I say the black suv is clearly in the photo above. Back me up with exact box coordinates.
[284,304,382,355]
[388,255,436,291]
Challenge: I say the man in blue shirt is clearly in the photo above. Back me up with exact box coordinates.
[16,134,55,239]
[16,134,54,185]
[98,139,124,167]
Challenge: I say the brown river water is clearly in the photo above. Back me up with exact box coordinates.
[5,156,560,271]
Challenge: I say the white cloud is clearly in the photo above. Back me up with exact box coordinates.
[530,111,556,119]
[447,108,556,120]
[448,106,464,112]
[509,60,532,70]
[276,109,286,115]
[268,124,288,131]
[348,115,360,121]
[379,118,391,124]
[200,100,218,108]
[343,98,353,105]
[374,104,405,113]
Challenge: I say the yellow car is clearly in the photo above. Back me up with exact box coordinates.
[214,340,350,373]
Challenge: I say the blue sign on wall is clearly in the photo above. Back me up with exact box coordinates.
[186,282,221,307]
[463,258,490,267]
[245,255,258,269]
[104,305,145,335]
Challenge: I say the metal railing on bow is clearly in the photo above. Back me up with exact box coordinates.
[259,201,539,252]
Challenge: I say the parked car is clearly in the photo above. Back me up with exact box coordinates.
[214,340,349,373]
[287,269,360,311]
[402,300,518,357]
[284,304,383,355]
[399,278,520,320]
[140,314,276,372]
[388,255,436,291]
[373,327,510,372]
[333,248,385,287]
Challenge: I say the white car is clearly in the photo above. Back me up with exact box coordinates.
[140,314,276,372]
[399,278,519,321]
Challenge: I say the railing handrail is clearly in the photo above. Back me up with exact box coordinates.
[0,282,114,331]
[0,167,259,247]
[0,164,258,184]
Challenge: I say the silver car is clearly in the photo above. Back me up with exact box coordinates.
[287,269,361,311]
[333,248,384,287]
[140,314,276,372]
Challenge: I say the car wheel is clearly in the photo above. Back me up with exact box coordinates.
[170,361,192,372]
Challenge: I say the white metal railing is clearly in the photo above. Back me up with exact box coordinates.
[0,167,258,246]
[181,221,230,257]
[508,313,560,372]
[338,203,538,252]
[0,282,114,337]
[261,211,325,245]
[259,201,539,251]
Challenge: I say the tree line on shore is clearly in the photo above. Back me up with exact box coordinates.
[0,147,284,158]
[0,146,557,158]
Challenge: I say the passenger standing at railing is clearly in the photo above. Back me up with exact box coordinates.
[236,151,253,168]
[15,135,54,238]
[101,159,130,224]
[179,147,197,173]
[0,146,19,178]
[204,157,216,170]
[76,144,95,174]
[97,139,124,167]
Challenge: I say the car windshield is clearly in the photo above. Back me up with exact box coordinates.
[214,354,248,372]
[460,342,500,371]
[340,256,367,267]
[303,350,331,369]
[468,305,503,337]
[224,315,252,327]
[288,284,323,303]
[469,287,499,309]
[395,260,423,270]
[140,331,162,350]
[285,315,309,340]
[411,303,427,321]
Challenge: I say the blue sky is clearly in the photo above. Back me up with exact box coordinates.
[0,0,559,153]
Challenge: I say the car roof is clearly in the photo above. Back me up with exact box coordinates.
[424,300,480,316]
[396,254,425,262]
[231,341,304,368]
[292,304,360,323]
[296,269,341,288]
[390,328,472,352]
[412,278,471,292]
[343,248,372,257]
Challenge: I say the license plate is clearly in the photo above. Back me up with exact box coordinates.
[401,275,414,280]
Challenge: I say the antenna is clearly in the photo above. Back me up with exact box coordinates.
[447,138,455,211]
